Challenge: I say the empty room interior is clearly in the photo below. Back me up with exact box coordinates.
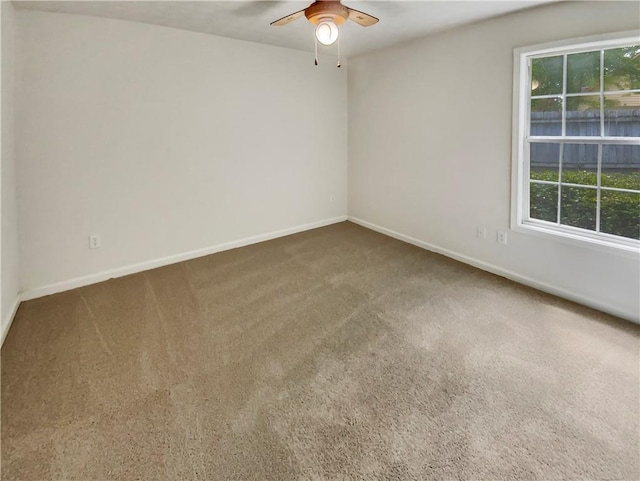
[1,0,639,479]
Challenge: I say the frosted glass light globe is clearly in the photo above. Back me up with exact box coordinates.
[315,20,338,46]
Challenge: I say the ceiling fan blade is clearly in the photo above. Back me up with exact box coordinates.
[270,9,305,26]
[347,7,379,27]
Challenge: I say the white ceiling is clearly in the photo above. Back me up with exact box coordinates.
[13,0,556,58]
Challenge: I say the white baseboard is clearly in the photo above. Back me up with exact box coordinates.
[1,295,22,347]
[10,213,635,347]
[20,216,348,303]
[348,216,638,324]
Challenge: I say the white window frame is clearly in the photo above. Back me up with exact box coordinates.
[511,30,640,258]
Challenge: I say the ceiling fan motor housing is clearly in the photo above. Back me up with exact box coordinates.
[305,1,349,25]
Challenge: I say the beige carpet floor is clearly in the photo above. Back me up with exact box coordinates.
[2,221,639,480]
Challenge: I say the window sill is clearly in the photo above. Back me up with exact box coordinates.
[512,220,640,259]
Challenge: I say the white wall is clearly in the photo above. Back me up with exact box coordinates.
[348,1,640,322]
[9,2,640,327]
[16,11,347,294]
[1,0,20,342]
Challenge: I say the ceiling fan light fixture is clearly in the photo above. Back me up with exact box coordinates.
[270,1,379,66]
[315,19,339,45]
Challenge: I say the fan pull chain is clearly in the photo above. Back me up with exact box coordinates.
[337,35,341,68]
[314,36,318,66]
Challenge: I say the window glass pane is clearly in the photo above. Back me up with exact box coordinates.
[530,183,558,222]
[531,56,563,95]
[530,143,560,181]
[523,43,640,245]
[530,98,562,136]
[566,96,601,136]
[604,46,640,91]
[562,144,598,186]
[567,51,600,94]
[604,93,640,136]
[600,190,640,240]
[560,186,597,231]
[602,144,640,190]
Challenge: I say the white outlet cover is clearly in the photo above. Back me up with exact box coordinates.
[89,235,102,249]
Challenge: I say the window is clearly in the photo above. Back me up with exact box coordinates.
[512,32,640,253]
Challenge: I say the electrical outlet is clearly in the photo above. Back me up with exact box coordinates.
[89,234,102,249]
[497,230,508,245]
[476,226,487,240]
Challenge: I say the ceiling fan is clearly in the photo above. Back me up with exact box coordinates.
[270,0,379,66]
